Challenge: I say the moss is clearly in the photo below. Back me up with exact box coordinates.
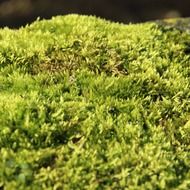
[1,14,190,189]
[157,17,190,32]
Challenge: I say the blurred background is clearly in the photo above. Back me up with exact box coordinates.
[0,0,190,28]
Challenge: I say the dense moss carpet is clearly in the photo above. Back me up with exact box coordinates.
[1,15,190,189]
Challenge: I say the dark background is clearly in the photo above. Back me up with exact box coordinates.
[0,0,190,28]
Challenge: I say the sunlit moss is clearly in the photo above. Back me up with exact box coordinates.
[1,14,190,189]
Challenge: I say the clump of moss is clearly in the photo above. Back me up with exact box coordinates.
[1,14,190,189]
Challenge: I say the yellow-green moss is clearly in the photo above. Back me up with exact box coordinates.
[1,14,190,189]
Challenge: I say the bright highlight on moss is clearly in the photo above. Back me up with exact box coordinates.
[1,14,190,189]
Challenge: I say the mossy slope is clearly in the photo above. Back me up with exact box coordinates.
[1,15,190,189]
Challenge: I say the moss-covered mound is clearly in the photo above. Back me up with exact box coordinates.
[1,14,190,189]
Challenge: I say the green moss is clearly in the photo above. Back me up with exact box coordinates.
[1,14,190,189]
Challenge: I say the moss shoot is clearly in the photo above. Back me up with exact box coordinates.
[1,14,190,189]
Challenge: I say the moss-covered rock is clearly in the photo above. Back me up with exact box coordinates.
[157,17,190,32]
[1,14,190,189]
